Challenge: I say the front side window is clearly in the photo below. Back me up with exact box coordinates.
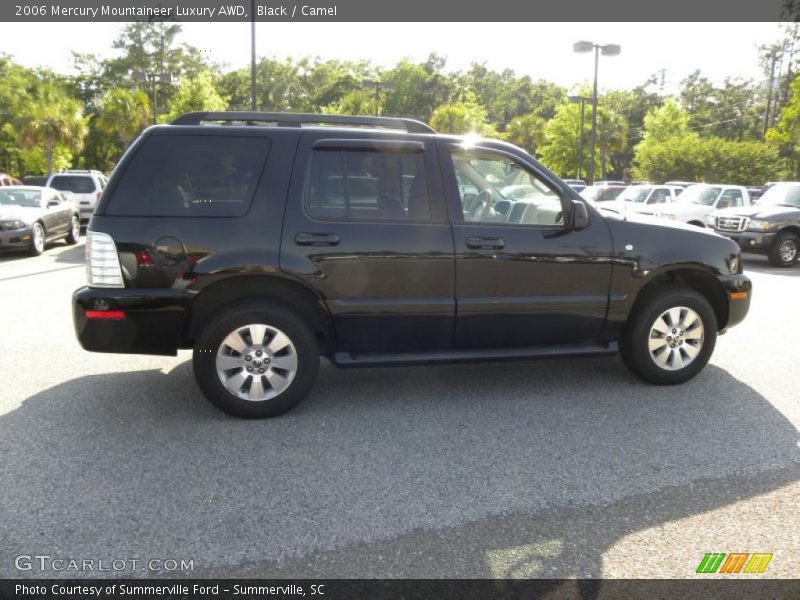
[306,149,431,222]
[717,189,744,208]
[450,151,563,226]
[648,188,671,204]
[107,135,270,217]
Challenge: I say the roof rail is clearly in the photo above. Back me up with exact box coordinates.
[171,111,436,134]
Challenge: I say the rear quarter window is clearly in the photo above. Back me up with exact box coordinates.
[106,134,270,217]
[49,176,96,194]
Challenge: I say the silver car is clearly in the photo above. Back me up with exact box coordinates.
[0,186,81,256]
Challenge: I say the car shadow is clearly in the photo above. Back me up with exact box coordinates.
[53,241,86,265]
[1,358,797,583]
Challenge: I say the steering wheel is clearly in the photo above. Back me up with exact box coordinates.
[469,189,495,221]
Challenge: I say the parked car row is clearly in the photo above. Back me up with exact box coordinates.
[0,169,109,258]
[577,178,800,268]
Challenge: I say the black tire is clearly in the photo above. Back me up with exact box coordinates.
[767,231,799,268]
[65,215,80,245]
[29,222,45,256]
[192,300,319,418]
[620,286,717,385]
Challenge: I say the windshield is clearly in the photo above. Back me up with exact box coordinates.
[0,189,42,207]
[618,185,651,203]
[757,183,800,207]
[678,185,721,205]
[49,176,95,194]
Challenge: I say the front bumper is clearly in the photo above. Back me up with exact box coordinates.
[0,226,32,250]
[717,273,752,330]
[715,230,776,252]
[72,286,194,356]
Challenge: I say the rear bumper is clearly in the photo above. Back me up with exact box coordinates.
[72,286,194,356]
[715,230,776,252]
[717,274,751,331]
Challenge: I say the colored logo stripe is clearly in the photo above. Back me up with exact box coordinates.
[696,552,772,574]
[744,553,773,573]
[697,553,726,573]
[719,553,749,573]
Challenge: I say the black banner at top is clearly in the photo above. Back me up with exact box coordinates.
[0,0,796,22]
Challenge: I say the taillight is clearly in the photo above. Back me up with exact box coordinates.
[85,310,126,319]
[86,231,124,288]
[96,191,102,201]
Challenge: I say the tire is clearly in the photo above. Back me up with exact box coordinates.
[65,215,80,245]
[29,222,45,256]
[620,286,717,385]
[767,231,799,268]
[192,300,320,418]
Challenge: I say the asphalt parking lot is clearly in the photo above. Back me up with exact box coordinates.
[0,238,798,580]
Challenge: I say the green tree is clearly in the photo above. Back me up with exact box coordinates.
[96,88,151,149]
[505,113,547,155]
[323,90,375,116]
[539,101,626,179]
[766,73,800,177]
[16,82,88,175]
[164,70,227,122]
[430,93,496,136]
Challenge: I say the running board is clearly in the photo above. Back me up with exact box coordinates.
[333,342,618,367]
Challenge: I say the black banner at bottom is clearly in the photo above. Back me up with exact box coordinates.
[2,579,800,600]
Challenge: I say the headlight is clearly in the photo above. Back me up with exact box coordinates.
[747,219,775,231]
[705,214,716,225]
[1,220,25,230]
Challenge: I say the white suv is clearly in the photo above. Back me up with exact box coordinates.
[46,170,108,225]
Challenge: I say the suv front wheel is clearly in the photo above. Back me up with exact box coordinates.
[193,301,320,418]
[621,287,717,385]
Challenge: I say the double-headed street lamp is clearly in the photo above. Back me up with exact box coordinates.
[573,41,621,185]
[361,80,395,116]
[132,70,176,125]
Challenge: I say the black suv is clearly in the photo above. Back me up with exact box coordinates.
[73,112,752,418]
[713,182,800,267]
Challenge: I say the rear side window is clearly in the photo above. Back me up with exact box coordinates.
[106,135,270,217]
[306,149,431,222]
[49,176,95,194]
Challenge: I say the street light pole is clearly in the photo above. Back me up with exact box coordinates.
[588,45,600,185]
[573,41,621,185]
[250,0,257,111]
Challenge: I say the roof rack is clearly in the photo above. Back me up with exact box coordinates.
[171,111,435,134]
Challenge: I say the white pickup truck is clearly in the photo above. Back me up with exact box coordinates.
[655,184,752,227]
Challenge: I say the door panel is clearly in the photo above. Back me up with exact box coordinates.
[440,143,614,348]
[281,133,455,353]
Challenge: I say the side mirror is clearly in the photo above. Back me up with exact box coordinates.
[571,200,589,230]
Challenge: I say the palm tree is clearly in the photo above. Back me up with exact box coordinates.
[17,83,88,176]
[96,88,151,149]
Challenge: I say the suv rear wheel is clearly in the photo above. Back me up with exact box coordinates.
[192,301,319,418]
[621,287,717,385]
[768,231,799,268]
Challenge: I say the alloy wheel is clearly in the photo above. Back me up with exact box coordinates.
[648,306,705,371]
[215,323,298,401]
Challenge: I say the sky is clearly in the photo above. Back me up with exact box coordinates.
[0,22,790,93]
